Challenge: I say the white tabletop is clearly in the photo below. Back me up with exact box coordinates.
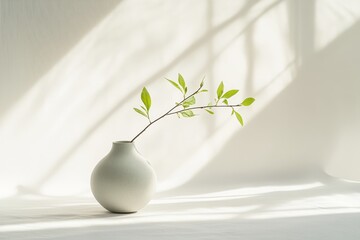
[1,177,360,240]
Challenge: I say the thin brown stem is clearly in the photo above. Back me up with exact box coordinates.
[168,104,241,116]
[130,85,203,142]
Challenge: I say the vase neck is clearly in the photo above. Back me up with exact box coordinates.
[110,141,137,154]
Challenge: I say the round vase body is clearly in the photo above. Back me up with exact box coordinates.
[91,141,156,213]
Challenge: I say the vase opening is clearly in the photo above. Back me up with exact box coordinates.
[113,140,132,144]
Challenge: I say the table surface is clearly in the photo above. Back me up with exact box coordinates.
[1,178,360,240]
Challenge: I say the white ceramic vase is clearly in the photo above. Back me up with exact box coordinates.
[91,141,156,213]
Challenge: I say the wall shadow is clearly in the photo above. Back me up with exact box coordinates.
[0,0,122,117]
[174,17,360,191]
[30,0,277,190]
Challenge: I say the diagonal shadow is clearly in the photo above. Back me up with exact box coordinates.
[173,16,360,193]
[0,0,122,117]
[31,0,283,190]
[155,0,360,195]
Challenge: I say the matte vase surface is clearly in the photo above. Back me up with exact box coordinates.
[91,141,156,213]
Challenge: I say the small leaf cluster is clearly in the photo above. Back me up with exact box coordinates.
[133,87,152,123]
[167,74,207,118]
[166,74,188,99]
[212,81,240,119]
[215,81,239,105]
[212,81,253,125]
[234,97,255,125]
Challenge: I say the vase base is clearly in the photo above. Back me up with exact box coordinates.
[108,210,137,214]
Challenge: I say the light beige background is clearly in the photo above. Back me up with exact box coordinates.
[0,0,360,198]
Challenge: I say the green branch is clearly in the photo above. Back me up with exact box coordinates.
[130,84,203,143]
[130,74,255,142]
[168,104,242,116]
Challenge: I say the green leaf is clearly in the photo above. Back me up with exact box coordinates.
[223,99,229,105]
[184,86,188,95]
[231,108,235,115]
[235,111,244,126]
[200,76,205,88]
[178,73,186,91]
[180,110,195,117]
[222,89,239,99]
[141,106,147,113]
[133,108,148,118]
[241,97,255,106]
[166,78,183,93]
[182,96,196,108]
[141,87,151,110]
[205,109,214,114]
[199,89,208,93]
[217,81,224,99]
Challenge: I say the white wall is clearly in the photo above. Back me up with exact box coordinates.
[0,0,359,197]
